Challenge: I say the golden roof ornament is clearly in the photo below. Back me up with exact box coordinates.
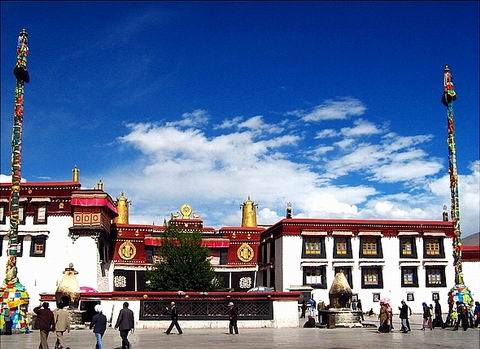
[72,165,80,183]
[180,204,192,219]
[115,192,130,224]
[241,196,257,227]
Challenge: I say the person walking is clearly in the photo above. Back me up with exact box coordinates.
[422,302,432,330]
[53,302,71,349]
[115,302,135,349]
[433,299,444,329]
[309,298,317,318]
[90,304,107,349]
[474,301,480,328]
[34,302,55,349]
[228,302,239,335]
[398,300,409,333]
[300,300,307,318]
[378,302,390,333]
[165,301,183,335]
[357,299,364,321]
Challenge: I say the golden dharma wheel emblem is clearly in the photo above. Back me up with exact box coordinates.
[237,243,254,262]
[119,241,136,260]
[180,204,192,218]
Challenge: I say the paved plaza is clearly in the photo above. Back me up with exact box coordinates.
[1,316,479,349]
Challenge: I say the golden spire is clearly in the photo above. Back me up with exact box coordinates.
[72,165,80,183]
[241,196,257,227]
[115,192,129,224]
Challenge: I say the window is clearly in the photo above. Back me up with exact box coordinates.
[0,204,6,224]
[426,266,446,287]
[261,243,267,264]
[302,236,326,258]
[334,266,353,288]
[220,249,228,265]
[401,266,418,287]
[359,237,383,258]
[16,236,24,257]
[303,266,327,288]
[0,236,3,256]
[18,204,26,225]
[399,237,417,258]
[30,236,46,257]
[361,267,383,288]
[333,237,352,258]
[423,238,445,258]
[34,204,48,224]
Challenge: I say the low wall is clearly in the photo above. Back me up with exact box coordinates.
[40,291,300,328]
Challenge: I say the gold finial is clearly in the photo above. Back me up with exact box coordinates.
[180,204,192,219]
[241,196,257,227]
[72,165,80,183]
[115,192,129,224]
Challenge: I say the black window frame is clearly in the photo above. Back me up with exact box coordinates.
[30,235,47,257]
[401,266,419,287]
[302,236,326,259]
[423,237,445,258]
[16,236,24,257]
[334,266,353,288]
[303,265,327,289]
[261,243,267,265]
[0,235,3,256]
[359,236,383,258]
[425,266,447,287]
[399,236,417,258]
[33,203,48,225]
[0,203,6,224]
[18,204,26,225]
[361,266,383,289]
[333,236,353,258]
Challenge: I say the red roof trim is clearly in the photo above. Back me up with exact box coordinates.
[0,181,80,187]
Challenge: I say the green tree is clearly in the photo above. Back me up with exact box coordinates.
[146,227,221,291]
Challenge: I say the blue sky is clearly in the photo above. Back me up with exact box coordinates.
[1,2,479,234]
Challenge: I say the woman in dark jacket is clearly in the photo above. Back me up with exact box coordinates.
[90,304,107,349]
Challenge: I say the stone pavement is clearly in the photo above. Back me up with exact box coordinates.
[1,316,478,349]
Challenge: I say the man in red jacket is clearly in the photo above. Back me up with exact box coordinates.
[34,302,55,349]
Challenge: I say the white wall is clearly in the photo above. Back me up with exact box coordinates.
[0,215,102,310]
[462,261,480,301]
[278,234,457,315]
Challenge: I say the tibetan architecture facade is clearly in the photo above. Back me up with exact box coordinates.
[0,169,265,306]
[257,217,457,313]
[1,168,476,316]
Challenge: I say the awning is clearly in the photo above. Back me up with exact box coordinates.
[398,260,421,266]
[301,231,327,236]
[0,230,50,236]
[423,260,448,266]
[359,260,385,266]
[30,197,51,203]
[398,231,420,236]
[332,261,355,266]
[71,197,117,214]
[301,261,328,266]
[423,232,446,237]
[358,231,382,236]
[332,231,353,236]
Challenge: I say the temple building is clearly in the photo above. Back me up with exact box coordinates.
[0,167,478,315]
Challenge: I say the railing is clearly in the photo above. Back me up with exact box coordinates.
[140,300,273,320]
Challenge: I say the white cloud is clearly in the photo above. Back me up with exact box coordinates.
[215,116,243,129]
[315,129,338,139]
[340,119,383,137]
[166,109,209,128]
[288,97,366,122]
[0,174,27,183]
